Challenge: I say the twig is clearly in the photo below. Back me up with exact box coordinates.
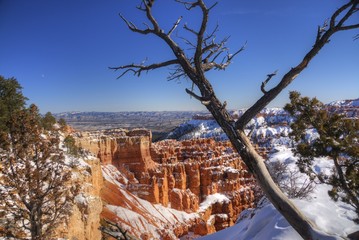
[261,70,278,94]
[185,88,212,105]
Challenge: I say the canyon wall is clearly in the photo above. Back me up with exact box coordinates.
[76,129,156,177]
[75,129,261,237]
[55,157,103,240]
[150,138,256,232]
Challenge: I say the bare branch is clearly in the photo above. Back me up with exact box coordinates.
[201,41,246,71]
[183,23,198,36]
[115,1,359,239]
[236,0,359,130]
[175,0,200,10]
[208,2,218,11]
[185,88,212,105]
[110,59,179,78]
[221,100,227,110]
[261,70,278,94]
[315,19,329,43]
[338,23,359,31]
[167,66,188,81]
[120,14,153,35]
[228,41,247,61]
[335,1,359,30]
[194,0,210,74]
[100,219,131,240]
[176,33,197,49]
[168,16,183,36]
[203,23,219,43]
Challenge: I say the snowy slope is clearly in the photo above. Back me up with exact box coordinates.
[199,146,359,240]
[167,108,292,147]
[328,98,359,107]
[101,165,199,239]
[169,105,359,239]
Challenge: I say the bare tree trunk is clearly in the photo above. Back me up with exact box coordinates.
[204,99,322,240]
[113,1,359,239]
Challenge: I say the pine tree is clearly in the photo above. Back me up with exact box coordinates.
[0,103,78,239]
[41,111,57,131]
[0,76,27,134]
[64,135,80,156]
[285,91,359,222]
[58,118,67,130]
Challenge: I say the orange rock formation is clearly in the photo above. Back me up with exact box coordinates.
[76,129,259,237]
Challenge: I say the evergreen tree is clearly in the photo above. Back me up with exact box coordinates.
[0,103,78,239]
[41,111,57,131]
[64,135,80,156]
[285,91,359,222]
[0,75,27,133]
[58,118,67,130]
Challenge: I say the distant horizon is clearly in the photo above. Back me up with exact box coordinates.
[1,0,358,114]
[52,96,359,115]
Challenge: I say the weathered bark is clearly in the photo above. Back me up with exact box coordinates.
[113,1,359,239]
[202,93,333,240]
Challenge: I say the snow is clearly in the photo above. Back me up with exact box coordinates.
[200,146,359,240]
[199,193,230,212]
[106,188,198,239]
[101,164,130,186]
[74,193,88,205]
[328,98,359,107]
[294,184,359,237]
[102,164,198,238]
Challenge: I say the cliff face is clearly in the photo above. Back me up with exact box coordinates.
[101,164,200,239]
[55,157,103,240]
[76,129,156,177]
[76,129,259,238]
[150,138,256,232]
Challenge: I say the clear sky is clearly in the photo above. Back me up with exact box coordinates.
[0,0,358,113]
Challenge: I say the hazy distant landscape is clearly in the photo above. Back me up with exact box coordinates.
[54,111,205,140]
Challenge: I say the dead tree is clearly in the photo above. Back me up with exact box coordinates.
[100,219,137,240]
[111,1,359,239]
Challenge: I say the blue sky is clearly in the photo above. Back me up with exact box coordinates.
[0,0,358,113]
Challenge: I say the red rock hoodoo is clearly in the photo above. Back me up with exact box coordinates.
[76,129,261,237]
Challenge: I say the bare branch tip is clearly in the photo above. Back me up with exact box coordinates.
[261,69,278,94]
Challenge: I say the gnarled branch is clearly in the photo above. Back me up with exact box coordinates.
[115,1,358,239]
[261,70,278,94]
[110,59,179,78]
[99,219,132,240]
[185,88,213,105]
[168,16,183,36]
[235,0,359,130]
[120,14,153,35]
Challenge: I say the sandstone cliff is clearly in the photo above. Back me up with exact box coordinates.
[150,138,256,232]
[75,129,156,177]
[101,164,200,239]
[55,156,103,240]
[75,129,259,238]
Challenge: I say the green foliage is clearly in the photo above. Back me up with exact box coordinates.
[41,111,57,131]
[0,76,27,133]
[0,80,78,239]
[285,91,359,222]
[58,118,67,129]
[64,135,81,157]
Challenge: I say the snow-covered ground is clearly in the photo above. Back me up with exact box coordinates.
[199,146,359,240]
[166,103,359,239]
[101,164,199,239]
